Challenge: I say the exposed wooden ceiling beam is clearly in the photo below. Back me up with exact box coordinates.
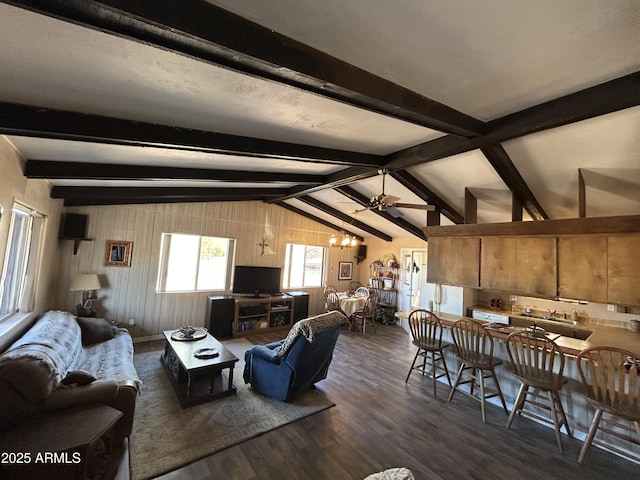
[276,203,363,242]
[480,144,547,221]
[63,196,274,207]
[7,0,485,137]
[297,196,392,242]
[335,185,426,240]
[25,160,324,184]
[0,102,383,167]
[389,170,465,224]
[423,215,640,238]
[386,71,640,170]
[51,186,288,206]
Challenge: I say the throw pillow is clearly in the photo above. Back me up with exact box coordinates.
[76,317,118,346]
[61,369,96,386]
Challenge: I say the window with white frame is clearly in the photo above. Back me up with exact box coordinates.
[0,201,46,318]
[283,243,326,289]
[156,233,235,292]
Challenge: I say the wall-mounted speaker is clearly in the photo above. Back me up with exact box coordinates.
[60,213,88,239]
[356,244,367,259]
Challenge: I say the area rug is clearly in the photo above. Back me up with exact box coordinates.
[129,338,334,480]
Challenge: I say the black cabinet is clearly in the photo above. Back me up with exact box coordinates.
[206,296,235,338]
[288,291,309,323]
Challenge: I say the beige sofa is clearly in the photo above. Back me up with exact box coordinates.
[0,310,140,442]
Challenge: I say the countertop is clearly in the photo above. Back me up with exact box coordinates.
[396,308,640,357]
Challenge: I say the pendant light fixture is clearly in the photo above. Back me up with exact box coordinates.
[329,231,357,248]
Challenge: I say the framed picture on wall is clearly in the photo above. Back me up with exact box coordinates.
[338,261,353,280]
[104,240,133,267]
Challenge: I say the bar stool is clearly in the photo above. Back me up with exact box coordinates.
[505,330,572,453]
[405,309,452,396]
[447,319,508,422]
[576,347,640,464]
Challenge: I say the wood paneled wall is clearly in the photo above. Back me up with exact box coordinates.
[54,201,362,338]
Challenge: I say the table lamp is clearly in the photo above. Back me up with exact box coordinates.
[70,273,102,317]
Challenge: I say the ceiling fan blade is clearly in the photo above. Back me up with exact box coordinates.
[393,203,436,211]
[381,194,400,204]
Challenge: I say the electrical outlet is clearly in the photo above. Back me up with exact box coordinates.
[607,304,615,312]
[128,318,136,326]
[509,296,518,302]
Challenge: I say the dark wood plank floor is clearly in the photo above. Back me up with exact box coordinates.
[135,324,639,480]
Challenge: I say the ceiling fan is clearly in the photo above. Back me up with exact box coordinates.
[352,169,435,217]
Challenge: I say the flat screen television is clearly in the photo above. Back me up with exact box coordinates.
[232,265,282,297]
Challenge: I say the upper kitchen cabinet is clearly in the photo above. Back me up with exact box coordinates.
[607,235,640,306]
[427,237,480,288]
[480,237,557,296]
[558,236,608,303]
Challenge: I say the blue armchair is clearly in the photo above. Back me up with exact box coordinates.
[243,311,346,401]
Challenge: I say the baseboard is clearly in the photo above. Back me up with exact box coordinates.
[132,334,164,344]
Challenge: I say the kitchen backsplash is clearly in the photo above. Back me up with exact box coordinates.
[478,290,639,329]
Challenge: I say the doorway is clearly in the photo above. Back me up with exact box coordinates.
[398,248,427,312]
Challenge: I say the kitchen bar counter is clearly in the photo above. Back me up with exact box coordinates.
[396,308,640,459]
[465,306,640,357]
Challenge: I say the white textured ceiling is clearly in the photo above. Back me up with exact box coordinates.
[209,0,640,119]
[1,1,639,241]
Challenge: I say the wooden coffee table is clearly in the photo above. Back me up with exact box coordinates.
[161,329,239,408]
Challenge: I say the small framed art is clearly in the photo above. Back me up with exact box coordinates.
[104,240,133,267]
[338,261,353,280]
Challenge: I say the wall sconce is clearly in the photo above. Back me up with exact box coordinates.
[258,237,275,256]
[70,273,102,317]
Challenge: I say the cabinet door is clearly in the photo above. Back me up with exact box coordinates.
[427,237,480,287]
[558,236,607,303]
[608,235,640,305]
[480,237,556,296]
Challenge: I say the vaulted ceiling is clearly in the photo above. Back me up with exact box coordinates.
[1,0,639,243]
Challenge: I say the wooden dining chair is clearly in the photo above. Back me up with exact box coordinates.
[354,286,370,298]
[405,309,452,396]
[448,318,508,422]
[324,285,338,297]
[576,346,640,464]
[350,292,378,335]
[506,330,572,453]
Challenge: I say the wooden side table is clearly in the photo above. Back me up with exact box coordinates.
[0,405,122,480]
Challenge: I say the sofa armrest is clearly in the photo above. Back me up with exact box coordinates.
[248,345,282,364]
[263,339,285,350]
[45,380,137,442]
[43,379,120,410]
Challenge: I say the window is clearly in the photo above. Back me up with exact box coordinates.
[0,202,46,318]
[283,243,326,289]
[157,233,235,292]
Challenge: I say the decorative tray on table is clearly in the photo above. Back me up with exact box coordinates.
[171,326,208,341]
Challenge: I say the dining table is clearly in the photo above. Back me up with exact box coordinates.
[337,293,367,317]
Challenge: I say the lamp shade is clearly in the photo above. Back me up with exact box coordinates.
[70,274,101,291]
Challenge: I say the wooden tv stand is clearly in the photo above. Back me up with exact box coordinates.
[233,294,294,337]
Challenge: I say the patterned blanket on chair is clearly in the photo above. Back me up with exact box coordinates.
[276,311,347,357]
